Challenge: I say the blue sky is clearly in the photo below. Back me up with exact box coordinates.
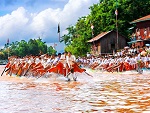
[0,0,99,53]
[0,0,69,15]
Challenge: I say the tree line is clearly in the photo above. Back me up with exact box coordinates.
[61,0,150,56]
[0,38,56,59]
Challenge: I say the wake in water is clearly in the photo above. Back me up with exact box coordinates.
[0,65,150,113]
[2,70,93,84]
[32,71,93,83]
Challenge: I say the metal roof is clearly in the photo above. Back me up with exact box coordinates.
[88,31,111,42]
[130,14,150,24]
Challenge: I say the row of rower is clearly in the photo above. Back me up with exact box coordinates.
[4,52,85,78]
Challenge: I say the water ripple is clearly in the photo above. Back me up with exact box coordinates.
[0,70,150,112]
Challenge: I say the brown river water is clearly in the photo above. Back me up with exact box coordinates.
[0,65,150,113]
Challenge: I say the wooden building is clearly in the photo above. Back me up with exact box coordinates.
[88,30,127,55]
[129,14,150,47]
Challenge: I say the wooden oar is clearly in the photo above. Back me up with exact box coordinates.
[84,71,93,77]
[23,64,32,76]
[1,67,6,76]
[1,62,11,76]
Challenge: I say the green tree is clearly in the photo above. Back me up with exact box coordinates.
[61,17,92,56]
[9,41,19,56]
[17,40,29,57]
[28,39,39,55]
[61,25,77,45]
[36,37,47,55]
[62,0,150,56]
[0,38,57,59]
[47,46,57,55]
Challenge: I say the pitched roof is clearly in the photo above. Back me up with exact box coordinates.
[130,14,150,24]
[88,31,111,42]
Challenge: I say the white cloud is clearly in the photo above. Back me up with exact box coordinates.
[0,0,99,52]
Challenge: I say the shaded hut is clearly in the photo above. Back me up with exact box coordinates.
[88,30,127,56]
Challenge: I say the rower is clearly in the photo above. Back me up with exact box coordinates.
[66,52,76,70]
[59,52,67,66]
[66,52,77,81]
[53,53,61,66]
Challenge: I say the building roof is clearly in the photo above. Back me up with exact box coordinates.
[88,31,111,42]
[130,14,150,24]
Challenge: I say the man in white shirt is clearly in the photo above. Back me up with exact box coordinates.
[66,52,76,69]
[59,52,67,66]
[66,52,76,81]
[53,53,61,66]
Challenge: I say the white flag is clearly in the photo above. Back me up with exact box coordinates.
[115,9,118,15]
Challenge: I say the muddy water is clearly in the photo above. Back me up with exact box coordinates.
[0,65,150,113]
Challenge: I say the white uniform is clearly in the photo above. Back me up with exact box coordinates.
[66,55,76,68]
[53,57,60,65]
[59,54,67,67]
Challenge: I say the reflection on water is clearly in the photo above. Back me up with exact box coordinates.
[0,69,150,112]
